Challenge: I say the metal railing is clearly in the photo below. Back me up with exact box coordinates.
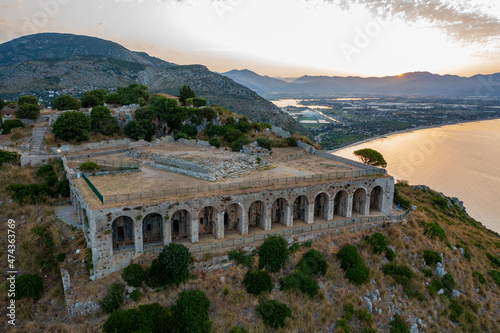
[103,168,386,204]
[81,172,104,204]
[143,209,410,254]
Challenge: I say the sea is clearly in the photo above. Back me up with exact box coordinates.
[332,119,500,234]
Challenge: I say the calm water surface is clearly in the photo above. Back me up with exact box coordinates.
[333,119,500,233]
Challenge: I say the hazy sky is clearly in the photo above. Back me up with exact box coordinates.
[1,0,500,77]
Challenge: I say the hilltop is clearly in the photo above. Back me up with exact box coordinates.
[0,154,498,333]
[0,33,305,135]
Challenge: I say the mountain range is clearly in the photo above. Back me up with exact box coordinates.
[222,69,500,98]
[0,33,304,135]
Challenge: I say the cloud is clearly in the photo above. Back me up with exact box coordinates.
[320,0,500,45]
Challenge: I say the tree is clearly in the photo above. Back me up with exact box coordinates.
[353,148,387,168]
[171,290,211,333]
[90,105,119,135]
[52,111,91,141]
[116,83,149,105]
[18,95,38,106]
[15,104,40,120]
[104,92,120,104]
[258,235,288,272]
[53,95,80,111]
[1,119,24,134]
[178,85,195,105]
[81,89,107,107]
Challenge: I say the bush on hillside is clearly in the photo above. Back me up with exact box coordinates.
[243,269,272,295]
[122,264,145,287]
[15,104,40,120]
[345,262,370,285]
[472,271,486,284]
[0,150,18,166]
[423,250,442,266]
[420,221,446,241]
[382,264,414,279]
[146,243,191,289]
[389,313,410,333]
[296,249,327,276]
[6,184,52,205]
[99,283,124,313]
[15,274,43,300]
[258,235,288,272]
[489,270,500,285]
[441,273,455,292]
[256,300,291,329]
[385,247,396,261]
[53,95,80,111]
[228,249,253,268]
[364,232,387,254]
[79,161,99,171]
[257,137,272,151]
[336,245,362,270]
[1,119,24,134]
[209,137,221,148]
[103,303,172,333]
[52,111,91,142]
[57,179,70,197]
[228,327,248,333]
[171,290,211,333]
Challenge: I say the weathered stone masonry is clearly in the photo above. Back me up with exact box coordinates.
[70,176,394,279]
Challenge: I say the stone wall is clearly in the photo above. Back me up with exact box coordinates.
[271,126,291,138]
[77,175,394,278]
[20,153,60,167]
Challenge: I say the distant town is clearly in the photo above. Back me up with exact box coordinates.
[274,96,500,149]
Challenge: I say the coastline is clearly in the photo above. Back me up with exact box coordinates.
[327,118,500,153]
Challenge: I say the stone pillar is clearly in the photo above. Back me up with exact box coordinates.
[305,202,314,224]
[346,194,353,218]
[264,207,272,231]
[216,212,224,239]
[240,208,248,235]
[284,204,292,227]
[135,220,143,253]
[363,195,370,216]
[327,199,334,221]
[190,216,199,243]
[164,220,171,245]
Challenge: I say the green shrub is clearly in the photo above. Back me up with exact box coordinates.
[296,249,327,276]
[147,243,191,289]
[422,269,433,278]
[430,278,444,291]
[171,290,211,333]
[258,235,288,272]
[416,292,425,301]
[57,179,70,197]
[382,264,414,279]
[243,269,272,295]
[487,253,500,267]
[389,313,409,333]
[174,132,189,141]
[103,303,172,333]
[56,253,66,262]
[6,184,52,205]
[345,262,370,285]
[15,104,40,120]
[31,225,55,249]
[228,249,253,268]
[441,273,455,292]
[0,150,18,166]
[130,289,142,302]
[355,309,373,322]
[420,222,447,241]
[122,264,145,287]
[302,240,312,247]
[423,250,442,266]
[1,119,24,134]
[288,243,301,253]
[337,318,351,332]
[449,300,463,322]
[256,300,291,329]
[257,137,272,151]
[229,327,248,333]
[53,94,80,110]
[297,272,319,298]
[99,283,124,313]
[231,137,250,152]
[285,137,298,147]
[336,245,362,270]
[343,303,354,320]
[224,129,243,143]
[280,274,302,293]
[80,161,99,171]
[472,271,486,284]
[361,329,378,333]
[52,111,91,142]
[209,137,221,148]
[385,247,396,261]
[489,270,500,285]
[364,232,387,254]
[18,95,39,106]
[15,274,43,300]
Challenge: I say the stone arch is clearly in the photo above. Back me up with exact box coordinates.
[334,190,348,217]
[171,209,191,240]
[248,200,265,230]
[293,195,308,222]
[198,206,217,236]
[352,188,367,215]
[112,216,134,250]
[224,203,243,232]
[314,192,329,219]
[142,213,163,245]
[370,186,384,213]
[272,197,287,226]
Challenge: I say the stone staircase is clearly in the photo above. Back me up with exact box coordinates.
[29,125,47,153]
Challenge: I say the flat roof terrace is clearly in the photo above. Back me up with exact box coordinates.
[72,143,386,209]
